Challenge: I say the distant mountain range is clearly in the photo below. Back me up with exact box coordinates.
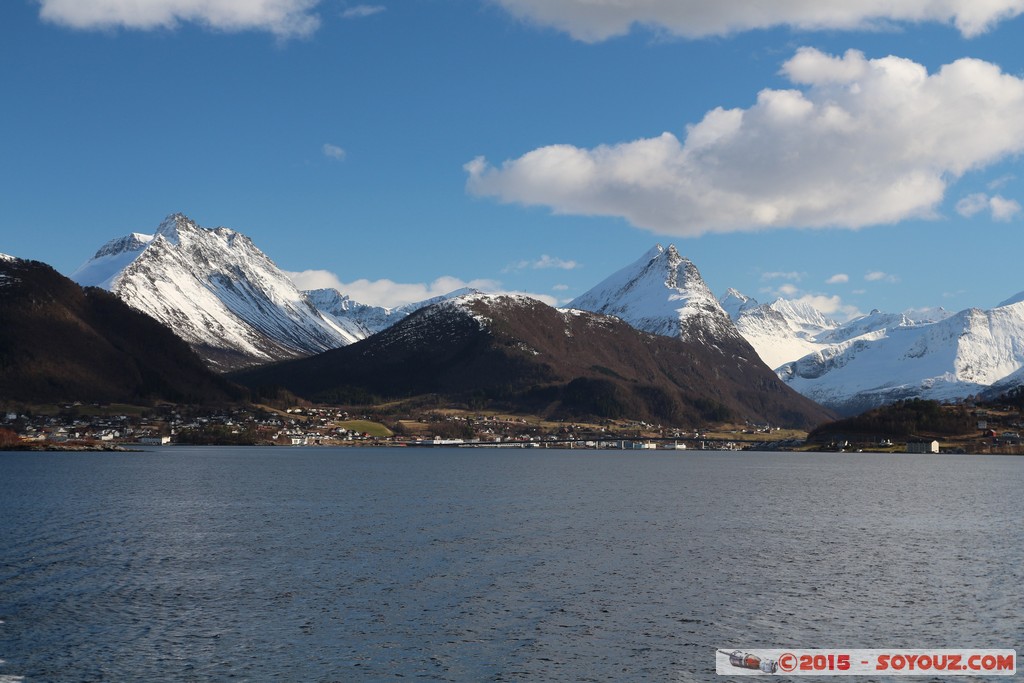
[0,255,242,404]
[719,289,1024,415]
[17,211,1024,416]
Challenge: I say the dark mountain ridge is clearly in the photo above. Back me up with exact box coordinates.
[0,256,244,405]
[234,294,834,428]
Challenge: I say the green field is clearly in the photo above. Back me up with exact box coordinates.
[339,420,394,438]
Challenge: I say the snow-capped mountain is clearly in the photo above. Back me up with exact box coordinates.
[569,245,743,347]
[719,286,1024,414]
[72,213,364,370]
[63,214,1024,412]
[777,300,1024,414]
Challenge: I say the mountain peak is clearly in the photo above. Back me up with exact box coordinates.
[73,232,155,289]
[91,232,154,260]
[73,214,359,369]
[719,288,759,320]
[570,245,740,344]
[155,212,203,245]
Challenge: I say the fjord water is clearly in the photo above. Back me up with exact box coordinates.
[0,448,1020,682]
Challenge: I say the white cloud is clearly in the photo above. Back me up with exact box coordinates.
[987,174,1015,190]
[761,271,802,282]
[990,195,1022,221]
[504,254,579,272]
[955,193,990,217]
[826,273,850,284]
[37,0,321,36]
[322,143,346,161]
[552,284,569,291]
[491,0,1024,41]
[467,49,1024,237]
[865,271,899,283]
[285,269,557,307]
[342,5,385,19]
[776,283,800,297]
[956,192,1022,221]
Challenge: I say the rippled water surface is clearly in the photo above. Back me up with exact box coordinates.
[0,447,1021,681]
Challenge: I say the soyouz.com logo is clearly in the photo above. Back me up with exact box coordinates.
[715,649,1016,676]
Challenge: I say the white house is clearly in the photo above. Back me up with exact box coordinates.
[906,440,939,454]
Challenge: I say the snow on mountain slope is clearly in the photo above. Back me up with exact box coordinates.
[570,245,742,347]
[778,300,1024,414]
[721,292,839,370]
[71,233,153,289]
[902,307,952,325]
[0,253,16,286]
[998,291,1024,307]
[71,214,360,370]
[305,287,478,338]
[814,310,914,346]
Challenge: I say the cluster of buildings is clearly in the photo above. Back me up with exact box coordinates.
[4,409,168,445]
[0,404,392,448]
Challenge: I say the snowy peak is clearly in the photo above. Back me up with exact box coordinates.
[73,232,154,289]
[92,233,154,259]
[569,244,741,345]
[306,288,360,315]
[719,288,759,319]
[766,298,837,332]
[71,213,359,370]
[154,212,192,245]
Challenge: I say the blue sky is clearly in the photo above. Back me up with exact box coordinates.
[3,1,1024,317]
